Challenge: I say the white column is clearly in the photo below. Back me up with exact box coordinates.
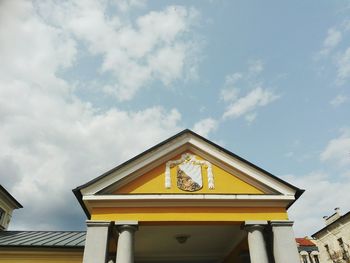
[83,220,111,263]
[271,220,300,263]
[115,221,138,263]
[244,221,269,263]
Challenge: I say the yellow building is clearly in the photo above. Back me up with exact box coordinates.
[0,129,304,263]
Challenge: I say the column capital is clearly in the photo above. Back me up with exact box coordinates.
[115,221,138,233]
[245,220,268,226]
[117,225,138,233]
[270,220,294,227]
[86,220,112,227]
[244,220,268,232]
[115,220,138,226]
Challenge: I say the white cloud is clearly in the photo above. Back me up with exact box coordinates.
[34,1,199,101]
[317,23,350,84]
[220,73,242,102]
[286,171,350,237]
[148,44,187,85]
[320,28,342,56]
[320,130,350,167]
[192,118,218,137]
[286,130,350,237]
[336,47,350,84]
[0,0,188,230]
[245,112,257,123]
[248,59,264,74]
[0,1,76,87]
[115,0,146,12]
[222,87,279,119]
[330,94,348,106]
[220,61,279,122]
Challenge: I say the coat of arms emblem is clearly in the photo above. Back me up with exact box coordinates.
[165,153,214,191]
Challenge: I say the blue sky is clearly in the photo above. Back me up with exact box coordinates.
[0,0,349,237]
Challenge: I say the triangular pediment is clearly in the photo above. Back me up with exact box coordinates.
[112,151,265,195]
[74,130,303,218]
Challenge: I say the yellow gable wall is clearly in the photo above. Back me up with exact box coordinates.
[114,152,264,194]
[94,152,289,223]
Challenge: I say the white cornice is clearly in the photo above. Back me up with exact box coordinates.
[82,194,295,213]
[83,194,295,201]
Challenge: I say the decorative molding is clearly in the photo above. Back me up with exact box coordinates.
[84,194,295,201]
[165,153,214,190]
[82,194,294,212]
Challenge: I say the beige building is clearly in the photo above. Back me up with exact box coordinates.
[296,237,320,263]
[312,208,350,263]
[0,185,22,231]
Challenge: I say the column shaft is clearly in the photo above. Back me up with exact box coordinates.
[115,222,138,263]
[271,220,300,263]
[245,221,269,263]
[83,220,111,263]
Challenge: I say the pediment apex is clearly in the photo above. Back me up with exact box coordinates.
[73,129,303,217]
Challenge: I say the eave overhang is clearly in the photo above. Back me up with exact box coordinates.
[0,185,23,210]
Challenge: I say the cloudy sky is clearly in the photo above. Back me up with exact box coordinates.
[1,0,349,237]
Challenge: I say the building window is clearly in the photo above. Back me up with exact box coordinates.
[325,244,330,253]
[302,255,308,263]
[338,238,344,248]
[0,208,4,223]
[313,255,320,263]
[325,244,333,260]
[338,238,350,261]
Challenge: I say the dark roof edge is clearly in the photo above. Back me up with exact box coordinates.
[312,211,350,238]
[192,130,303,193]
[0,185,23,209]
[74,129,191,191]
[72,129,304,217]
[72,129,192,217]
[72,188,90,219]
[193,130,304,208]
[287,188,305,210]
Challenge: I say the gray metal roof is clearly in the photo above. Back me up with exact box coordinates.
[0,231,85,248]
